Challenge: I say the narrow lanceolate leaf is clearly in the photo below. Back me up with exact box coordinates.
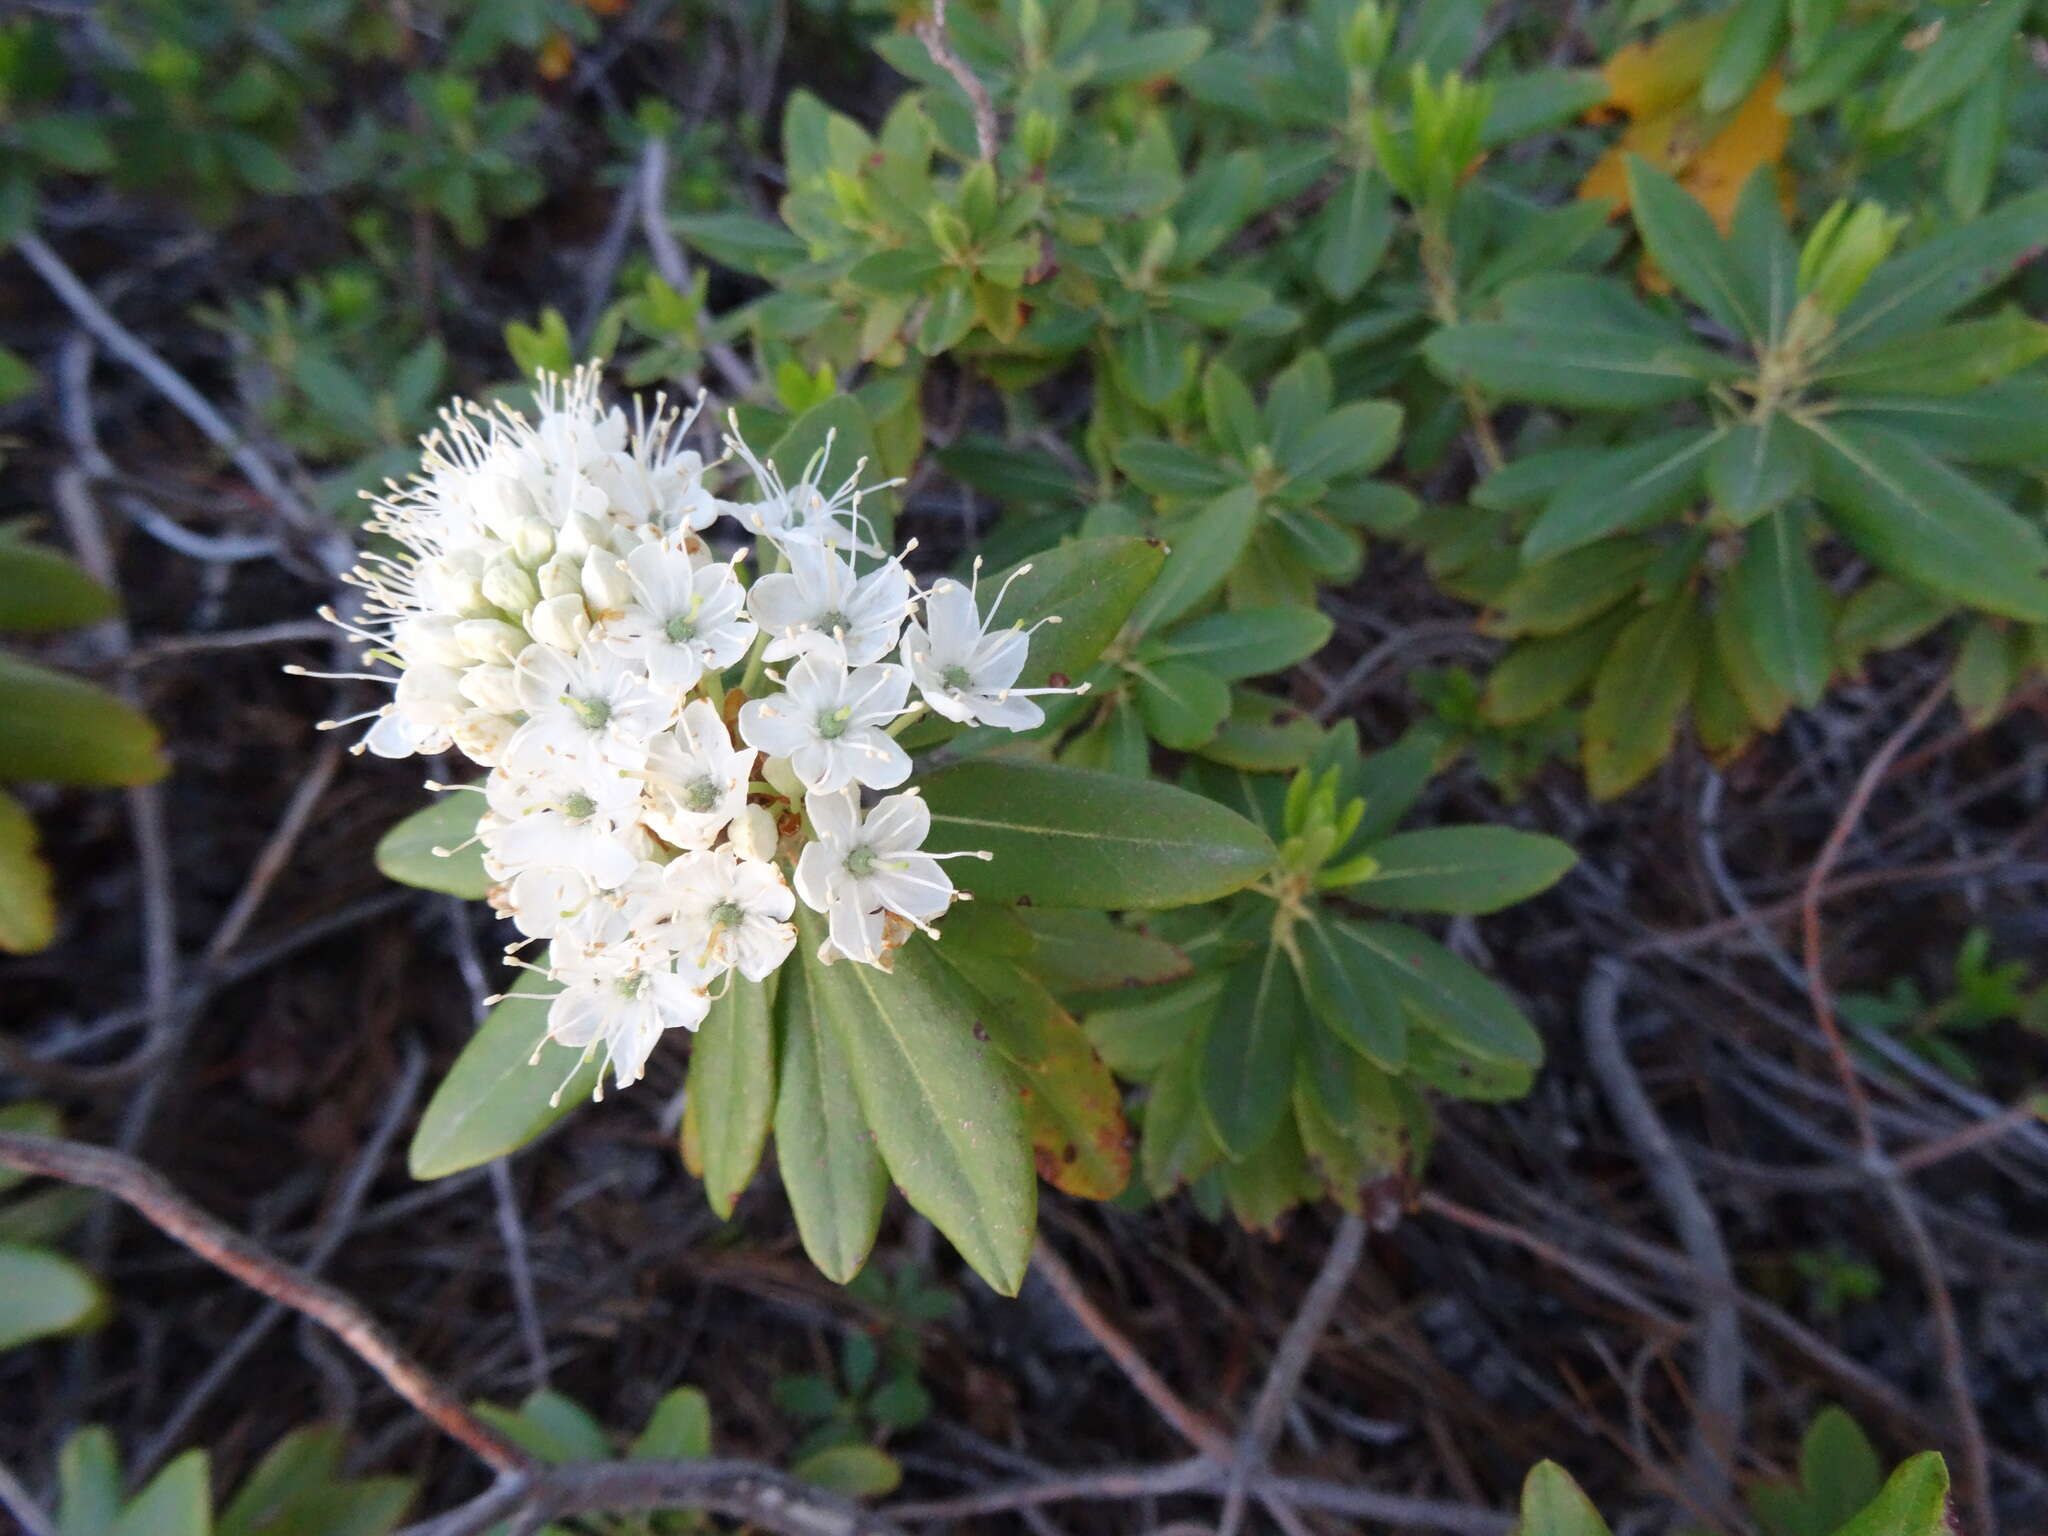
[1293,912,1405,1069]
[375,790,491,899]
[1624,157,1760,339]
[1880,0,2023,133]
[1315,168,1395,302]
[685,975,776,1218]
[1131,485,1261,634]
[1343,921,1543,1067]
[0,786,54,955]
[1518,1462,1616,1536]
[1831,382,2048,468]
[0,1242,104,1348]
[1346,826,1576,915]
[934,944,1131,1199]
[1143,607,1333,681]
[773,951,886,1283]
[0,538,117,633]
[1584,591,1706,800]
[408,964,599,1179]
[1139,1038,1223,1196]
[1200,943,1302,1160]
[1705,416,1809,523]
[1817,311,2048,398]
[1423,321,1725,411]
[1803,419,2048,623]
[804,916,1036,1295]
[1727,509,1831,707]
[1014,909,1191,997]
[1827,185,2048,354]
[1486,542,1656,639]
[1482,615,1627,727]
[0,655,164,787]
[918,760,1276,910]
[1525,428,1718,562]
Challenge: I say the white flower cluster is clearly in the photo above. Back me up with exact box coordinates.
[308,368,1078,1097]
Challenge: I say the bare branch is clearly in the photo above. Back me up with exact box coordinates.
[913,0,998,162]
[0,1130,532,1475]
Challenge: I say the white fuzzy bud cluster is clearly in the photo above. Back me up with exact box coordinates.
[307,367,1081,1098]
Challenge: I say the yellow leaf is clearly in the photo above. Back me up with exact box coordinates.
[1600,14,1728,120]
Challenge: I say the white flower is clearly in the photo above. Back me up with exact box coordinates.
[901,566,1067,730]
[747,542,912,668]
[642,699,755,849]
[794,789,976,967]
[661,847,797,981]
[542,901,713,1097]
[507,643,673,776]
[589,394,721,531]
[600,542,755,692]
[725,423,888,557]
[480,766,642,887]
[736,652,914,794]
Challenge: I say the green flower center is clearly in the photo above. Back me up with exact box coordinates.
[565,693,612,729]
[845,844,877,878]
[683,776,721,813]
[664,613,698,643]
[562,792,597,819]
[816,608,850,634]
[941,663,974,691]
[816,707,851,741]
[614,970,649,999]
[709,898,745,929]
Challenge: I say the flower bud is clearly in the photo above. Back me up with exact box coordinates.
[763,754,805,803]
[1342,1,1394,72]
[507,513,556,566]
[528,593,591,653]
[728,803,780,863]
[1798,199,1905,317]
[480,555,540,616]
[394,662,467,725]
[556,511,610,560]
[393,615,470,668]
[1018,109,1060,169]
[451,712,515,766]
[454,618,527,665]
[536,552,582,601]
[620,821,664,862]
[581,551,634,614]
[458,663,522,715]
[473,473,542,541]
[419,553,489,618]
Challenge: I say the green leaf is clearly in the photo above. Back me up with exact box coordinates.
[1707,416,1810,523]
[1140,1032,1225,1194]
[918,759,1276,909]
[1132,658,1230,749]
[1482,616,1627,727]
[805,918,1035,1295]
[475,1390,609,1464]
[1525,428,1718,563]
[0,539,117,632]
[1831,382,2048,467]
[1518,1461,1615,1536]
[917,280,975,355]
[671,211,808,276]
[1014,909,1190,996]
[1196,689,1323,773]
[1880,0,2022,132]
[1829,1453,1951,1536]
[1624,157,1760,338]
[374,791,490,899]
[0,785,53,954]
[0,1241,104,1348]
[1200,944,1302,1159]
[1950,616,2019,729]
[1820,310,2048,398]
[1202,361,1264,461]
[1346,921,1542,1066]
[1143,607,1333,680]
[1584,591,1705,799]
[114,1451,210,1536]
[1424,321,1722,410]
[1282,400,1403,485]
[407,965,597,1179]
[686,976,776,1219]
[1827,186,2048,354]
[1728,169,1799,343]
[1701,0,1787,114]
[1347,826,1576,914]
[0,655,165,787]
[1263,351,1334,460]
[1090,25,1212,85]
[1315,169,1395,302]
[773,952,886,1283]
[1487,542,1655,638]
[1118,314,1192,408]
[1132,484,1263,634]
[1803,419,2048,623]
[1728,509,1831,707]
[59,1427,122,1536]
[1294,912,1405,1070]
[1749,1405,1884,1536]
[792,1444,902,1500]
[1942,48,2006,219]
[986,535,1166,695]
[19,113,116,174]
[631,1387,713,1462]
[1115,438,1234,499]
[217,1424,414,1536]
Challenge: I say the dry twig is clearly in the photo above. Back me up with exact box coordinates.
[914,0,998,161]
